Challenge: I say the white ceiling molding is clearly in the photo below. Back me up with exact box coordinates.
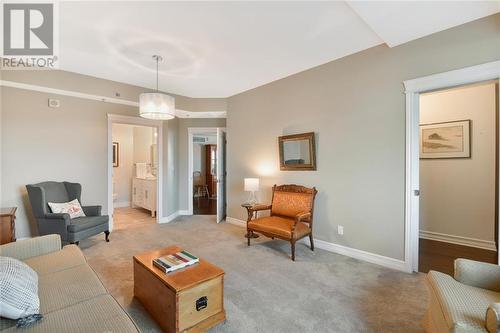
[0,80,227,118]
[348,1,500,47]
[175,109,226,119]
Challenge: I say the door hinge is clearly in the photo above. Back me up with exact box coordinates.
[414,190,420,196]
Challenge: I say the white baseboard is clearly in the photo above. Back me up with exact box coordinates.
[419,230,496,251]
[301,238,408,272]
[113,201,131,208]
[179,210,190,215]
[225,217,246,227]
[224,216,408,272]
[159,211,180,224]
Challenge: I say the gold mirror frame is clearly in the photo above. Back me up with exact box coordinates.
[278,132,316,171]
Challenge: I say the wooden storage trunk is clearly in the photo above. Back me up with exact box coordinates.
[133,246,225,333]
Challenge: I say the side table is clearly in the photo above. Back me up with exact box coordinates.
[0,207,17,245]
[241,203,259,239]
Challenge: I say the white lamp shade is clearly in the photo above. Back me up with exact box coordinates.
[244,178,259,192]
[139,92,175,120]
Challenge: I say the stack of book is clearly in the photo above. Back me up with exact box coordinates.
[153,250,199,273]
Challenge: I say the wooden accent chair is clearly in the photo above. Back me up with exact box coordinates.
[246,184,317,261]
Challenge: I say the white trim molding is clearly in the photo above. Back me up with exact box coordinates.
[0,80,227,118]
[160,211,180,224]
[301,238,408,272]
[187,127,226,215]
[419,230,497,251]
[225,216,408,272]
[107,114,164,231]
[225,217,247,227]
[403,60,500,272]
[404,60,500,93]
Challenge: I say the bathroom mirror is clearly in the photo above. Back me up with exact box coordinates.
[278,132,316,171]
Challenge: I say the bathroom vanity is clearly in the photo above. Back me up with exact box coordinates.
[132,177,157,217]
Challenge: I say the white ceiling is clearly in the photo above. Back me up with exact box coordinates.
[59,1,500,98]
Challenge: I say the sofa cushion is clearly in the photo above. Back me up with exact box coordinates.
[68,215,108,232]
[23,245,85,276]
[271,191,313,219]
[427,271,500,332]
[0,295,139,333]
[248,216,310,239]
[0,257,40,320]
[38,264,107,314]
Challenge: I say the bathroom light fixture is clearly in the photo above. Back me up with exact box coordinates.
[139,55,175,120]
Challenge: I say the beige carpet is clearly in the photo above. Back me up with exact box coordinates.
[80,215,428,332]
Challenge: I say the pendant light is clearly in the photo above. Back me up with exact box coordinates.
[139,55,175,120]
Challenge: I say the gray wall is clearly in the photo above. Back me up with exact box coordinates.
[420,82,497,243]
[177,118,226,212]
[0,70,226,237]
[226,14,500,261]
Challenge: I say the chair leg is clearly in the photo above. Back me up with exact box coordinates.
[291,241,296,261]
[247,232,251,246]
[105,231,110,242]
[309,233,314,251]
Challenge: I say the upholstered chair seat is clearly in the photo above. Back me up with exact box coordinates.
[247,217,311,240]
[246,184,317,261]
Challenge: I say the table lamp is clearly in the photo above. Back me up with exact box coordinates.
[244,178,259,205]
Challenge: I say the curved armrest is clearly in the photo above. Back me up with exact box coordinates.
[295,212,311,222]
[455,259,500,292]
[486,303,500,333]
[44,213,71,222]
[249,204,272,213]
[82,205,102,216]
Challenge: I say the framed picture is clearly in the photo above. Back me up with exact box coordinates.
[420,120,470,159]
[278,132,316,170]
[113,142,119,167]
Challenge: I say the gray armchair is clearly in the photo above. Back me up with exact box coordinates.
[26,181,110,244]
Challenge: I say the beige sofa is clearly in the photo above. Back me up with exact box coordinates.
[0,235,139,332]
[423,259,500,333]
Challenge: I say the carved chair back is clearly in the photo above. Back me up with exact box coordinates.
[270,184,317,225]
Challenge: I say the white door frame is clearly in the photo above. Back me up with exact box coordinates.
[403,60,500,272]
[187,127,226,215]
[107,114,164,231]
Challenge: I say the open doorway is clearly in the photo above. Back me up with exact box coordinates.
[418,81,498,275]
[192,132,217,215]
[403,60,500,273]
[188,127,227,222]
[107,114,163,231]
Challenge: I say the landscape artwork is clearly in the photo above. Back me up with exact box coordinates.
[420,120,470,159]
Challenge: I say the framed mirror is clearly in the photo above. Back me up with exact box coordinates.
[278,132,316,171]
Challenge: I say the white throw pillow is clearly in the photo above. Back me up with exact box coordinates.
[0,256,40,320]
[48,199,86,219]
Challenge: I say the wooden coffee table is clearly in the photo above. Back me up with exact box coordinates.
[133,246,226,333]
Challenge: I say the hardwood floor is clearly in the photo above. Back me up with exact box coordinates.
[419,238,497,275]
[113,207,156,230]
[193,197,217,215]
